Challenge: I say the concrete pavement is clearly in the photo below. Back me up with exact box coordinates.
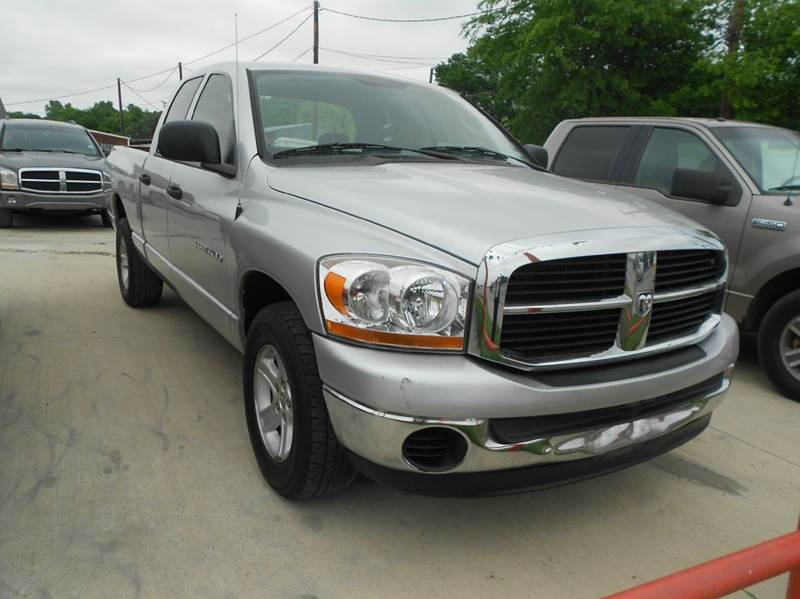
[1,214,798,598]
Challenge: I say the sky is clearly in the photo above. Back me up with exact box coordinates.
[1,0,481,115]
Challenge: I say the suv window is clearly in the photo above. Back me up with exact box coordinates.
[192,74,236,165]
[164,77,202,124]
[552,126,630,181]
[634,128,734,199]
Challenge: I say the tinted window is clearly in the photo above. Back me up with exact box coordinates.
[0,124,100,156]
[634,128,735,198]
[552,126,630,181]
[713,126,800,193]
[192,74,236,165]
[164,77,202,124]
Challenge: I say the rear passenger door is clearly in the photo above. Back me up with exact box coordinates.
[550,125,639,190]
[616,126,751,269]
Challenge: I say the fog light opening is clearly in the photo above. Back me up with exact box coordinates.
[402,427,468,472]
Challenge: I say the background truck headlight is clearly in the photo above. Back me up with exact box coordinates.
[319,255,471,350]
[0,166,18,190]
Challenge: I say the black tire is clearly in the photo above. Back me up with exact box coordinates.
[116,217,163,307]
[0,208,12,228]
[101,209,113,228]
[758,289,800,401]
[243,302,354,499]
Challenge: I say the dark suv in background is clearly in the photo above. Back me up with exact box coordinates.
[543,118,800,400]
[0,118,113,228]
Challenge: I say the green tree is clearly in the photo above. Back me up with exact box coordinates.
[39,100,161,139]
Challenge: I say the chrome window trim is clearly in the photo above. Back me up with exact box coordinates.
[468,226,727,371]
[18,167,106,195]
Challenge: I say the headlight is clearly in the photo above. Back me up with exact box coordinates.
[0,166,18,190]
[319,255,471,350]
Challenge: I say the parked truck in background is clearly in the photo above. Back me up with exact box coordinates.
[543,118,800,401]
[0,118,113,228]
[106,63,738,499]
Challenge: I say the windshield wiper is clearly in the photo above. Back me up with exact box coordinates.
[768,184,800,191]
[0,147,54,152]
[419,145,543,170]
[272,142,461,160]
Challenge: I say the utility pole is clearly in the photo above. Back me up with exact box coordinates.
[429,68,434,84]
[116,78,125,136]
[178,62,183,80]
[720,0,745,119]
[313,1,320,64]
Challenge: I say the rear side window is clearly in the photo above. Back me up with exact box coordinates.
[164,77,202,123]
[552,126,630,181]
[192,74,236,165]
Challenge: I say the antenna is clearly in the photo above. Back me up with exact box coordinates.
[234,12,240,159]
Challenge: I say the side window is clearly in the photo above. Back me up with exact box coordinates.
[260,96,356,154]
[164,77,202,124]
[552,126,630,181]
[192,74,236,165]
[634,128,734,198]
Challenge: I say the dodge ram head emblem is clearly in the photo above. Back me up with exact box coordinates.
[635,292,654,315]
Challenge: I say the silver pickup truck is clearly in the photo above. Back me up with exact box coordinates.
[0,118,113,228]
[107,63,738,499]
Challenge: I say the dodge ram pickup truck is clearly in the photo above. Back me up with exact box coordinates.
[0,118,113,228]
[543,118,800,400]
[107,63,738,499]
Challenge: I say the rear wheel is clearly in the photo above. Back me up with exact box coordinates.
[0,208,12,228]
[116,217,163,307]
[243,301,354,499]
[759,290,800,401]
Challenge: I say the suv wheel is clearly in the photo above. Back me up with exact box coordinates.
[116,217,163,307]
[759,290,800,401]
[243,301,355,499]
[0,208,12,228]
[101,210,113,228]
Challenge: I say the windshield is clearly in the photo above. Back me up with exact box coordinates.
[712,126,800,193]
[251,70,527,164]
[0,123,101,157]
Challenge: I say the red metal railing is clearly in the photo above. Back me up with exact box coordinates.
[605,519,800,599]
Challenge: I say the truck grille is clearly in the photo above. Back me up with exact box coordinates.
[19,168,103,194]
[492,248,725,366]
[655,250,725,292]
[505,254,627,304]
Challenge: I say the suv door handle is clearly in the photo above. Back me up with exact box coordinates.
[139,173,151,185]
[167,184,183,200]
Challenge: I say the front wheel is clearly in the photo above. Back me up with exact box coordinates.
[243,302,354,499]
[101,209,113,228]
[0,208,12,228]
[759,290,800,401]
[116,217,163,307]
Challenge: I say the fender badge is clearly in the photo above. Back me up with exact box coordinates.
[752,218,786,231]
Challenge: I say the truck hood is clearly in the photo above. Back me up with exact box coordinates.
[267,162,702,265]
[0,150,106,170]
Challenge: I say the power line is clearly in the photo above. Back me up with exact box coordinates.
[321,6,494,23]
[120,81,161,111]
[187,4,312,65]
[253,13,312,60]
[6,83,118,107]
[293,47,312,62]
[127,67,178,93]
[320,47,435,66]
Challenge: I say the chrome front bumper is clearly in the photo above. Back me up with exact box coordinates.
[1,189,110,212]
[323,370,732,475]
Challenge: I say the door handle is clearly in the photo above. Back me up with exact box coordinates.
[167,184,183,200]
[139,173,151,185]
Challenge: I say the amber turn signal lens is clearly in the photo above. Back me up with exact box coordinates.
[327,321,464,350]
[324,272,348,315]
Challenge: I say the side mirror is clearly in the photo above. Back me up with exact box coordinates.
[523,144,548,168]
[671,168,729,204]
[158,120,221,164]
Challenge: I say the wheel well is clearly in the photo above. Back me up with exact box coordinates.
[745,267,800,330]
[113,194,126,221]
[240,271,292,335]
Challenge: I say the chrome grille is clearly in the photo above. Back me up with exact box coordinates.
[19,168,103,194]
[469,230,727,371]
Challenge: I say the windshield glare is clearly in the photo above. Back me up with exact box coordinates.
[713,126,800,192]
[0,124,101,157]
[253,70,526,163]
